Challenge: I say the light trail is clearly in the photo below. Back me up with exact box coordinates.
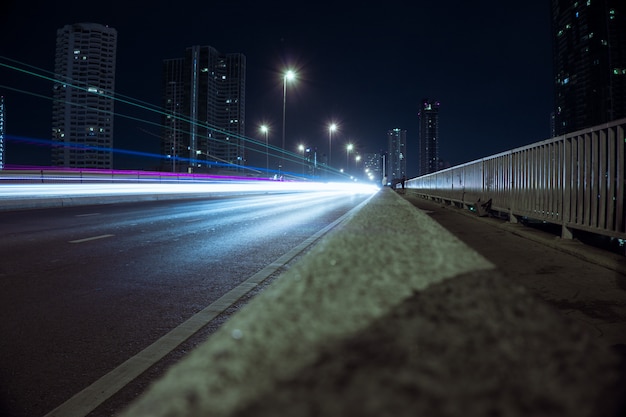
[0,179,380,199]
[1,56,345,178]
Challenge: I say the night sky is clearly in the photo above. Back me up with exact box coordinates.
[0,0,554,177]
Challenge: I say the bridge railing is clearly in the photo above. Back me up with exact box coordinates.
[406,118,626,240]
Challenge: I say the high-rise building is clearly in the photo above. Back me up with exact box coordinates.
[162,46,246,173]
[552,0,626,136]
[387,128,406,181]
[162,58,185,172]
[418,99,440,176]
[362,152,382,183]
[51,23,117,168]
[0,95,4,170]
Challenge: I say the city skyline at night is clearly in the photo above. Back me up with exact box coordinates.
[1,1,556,178]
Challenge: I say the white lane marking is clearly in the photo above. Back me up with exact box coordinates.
[75,213,101,217]
[69,234,114,244]
[43,194,374,417]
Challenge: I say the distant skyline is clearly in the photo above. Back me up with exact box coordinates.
[0,0,555,177]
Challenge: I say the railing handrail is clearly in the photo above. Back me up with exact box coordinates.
[407,118,626,240]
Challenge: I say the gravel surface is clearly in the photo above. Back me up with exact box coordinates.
[233,271,625,417]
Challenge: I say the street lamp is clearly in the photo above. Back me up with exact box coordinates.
[260,125,269,174]
[281,70,296,173]
[298,143,306,175]
[346,143,353,171]
[328,123,337,167]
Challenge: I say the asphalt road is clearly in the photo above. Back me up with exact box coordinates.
[0,191,371,417]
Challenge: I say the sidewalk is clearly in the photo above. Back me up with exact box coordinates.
[401,191,626,349]
[120,189,626,417]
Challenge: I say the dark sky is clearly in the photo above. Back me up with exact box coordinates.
[0,0,554,176]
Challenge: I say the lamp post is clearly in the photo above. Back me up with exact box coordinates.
[346,143,353,172]
[328,123,337,167]
[298,143,305,175]
[281,70,296,174]
[260,125,269,175]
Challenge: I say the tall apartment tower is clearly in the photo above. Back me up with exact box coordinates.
[387,128,407,181]
[552,0,626,136]
[162,46,246,173]
[418,99,440,176]
[362,152,382,182]
[51,23,117,168]
[0,95,4,170]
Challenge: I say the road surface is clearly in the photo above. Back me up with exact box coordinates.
[0,191,371,417]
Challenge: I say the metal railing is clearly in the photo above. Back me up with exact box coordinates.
[406,118,626,240]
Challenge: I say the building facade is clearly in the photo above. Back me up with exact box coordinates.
[387,128,407,181]
[162,46,246,172]
[0,95,4,170]
[418,99,440,176]
[552,0,626,136]
[362,152,382,183]
[162,58,185,172]
[51,23,117,168]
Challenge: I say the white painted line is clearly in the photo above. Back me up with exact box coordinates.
[75,213,101,217]
[43,194,373,417]
[69,234,114,244]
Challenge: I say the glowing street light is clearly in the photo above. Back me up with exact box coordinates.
[281,70,296,173]
[298,143,306,175]
[346,143,353,171]
[260,125,269,174]
[328,123,337,167]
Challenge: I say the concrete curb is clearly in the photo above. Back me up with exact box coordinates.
[118,189,625,416]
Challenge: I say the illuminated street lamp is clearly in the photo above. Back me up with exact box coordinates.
[260,125,269,174]
[281,70,296,173]
[346,143,353,171]
[328,123,337,167]
[298,143,306,175]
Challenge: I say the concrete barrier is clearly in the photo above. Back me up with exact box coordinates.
[120,189,624,417]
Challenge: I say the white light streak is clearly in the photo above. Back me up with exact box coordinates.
[0,180,380,200]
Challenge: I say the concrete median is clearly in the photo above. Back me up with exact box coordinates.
[120,188,625,417]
